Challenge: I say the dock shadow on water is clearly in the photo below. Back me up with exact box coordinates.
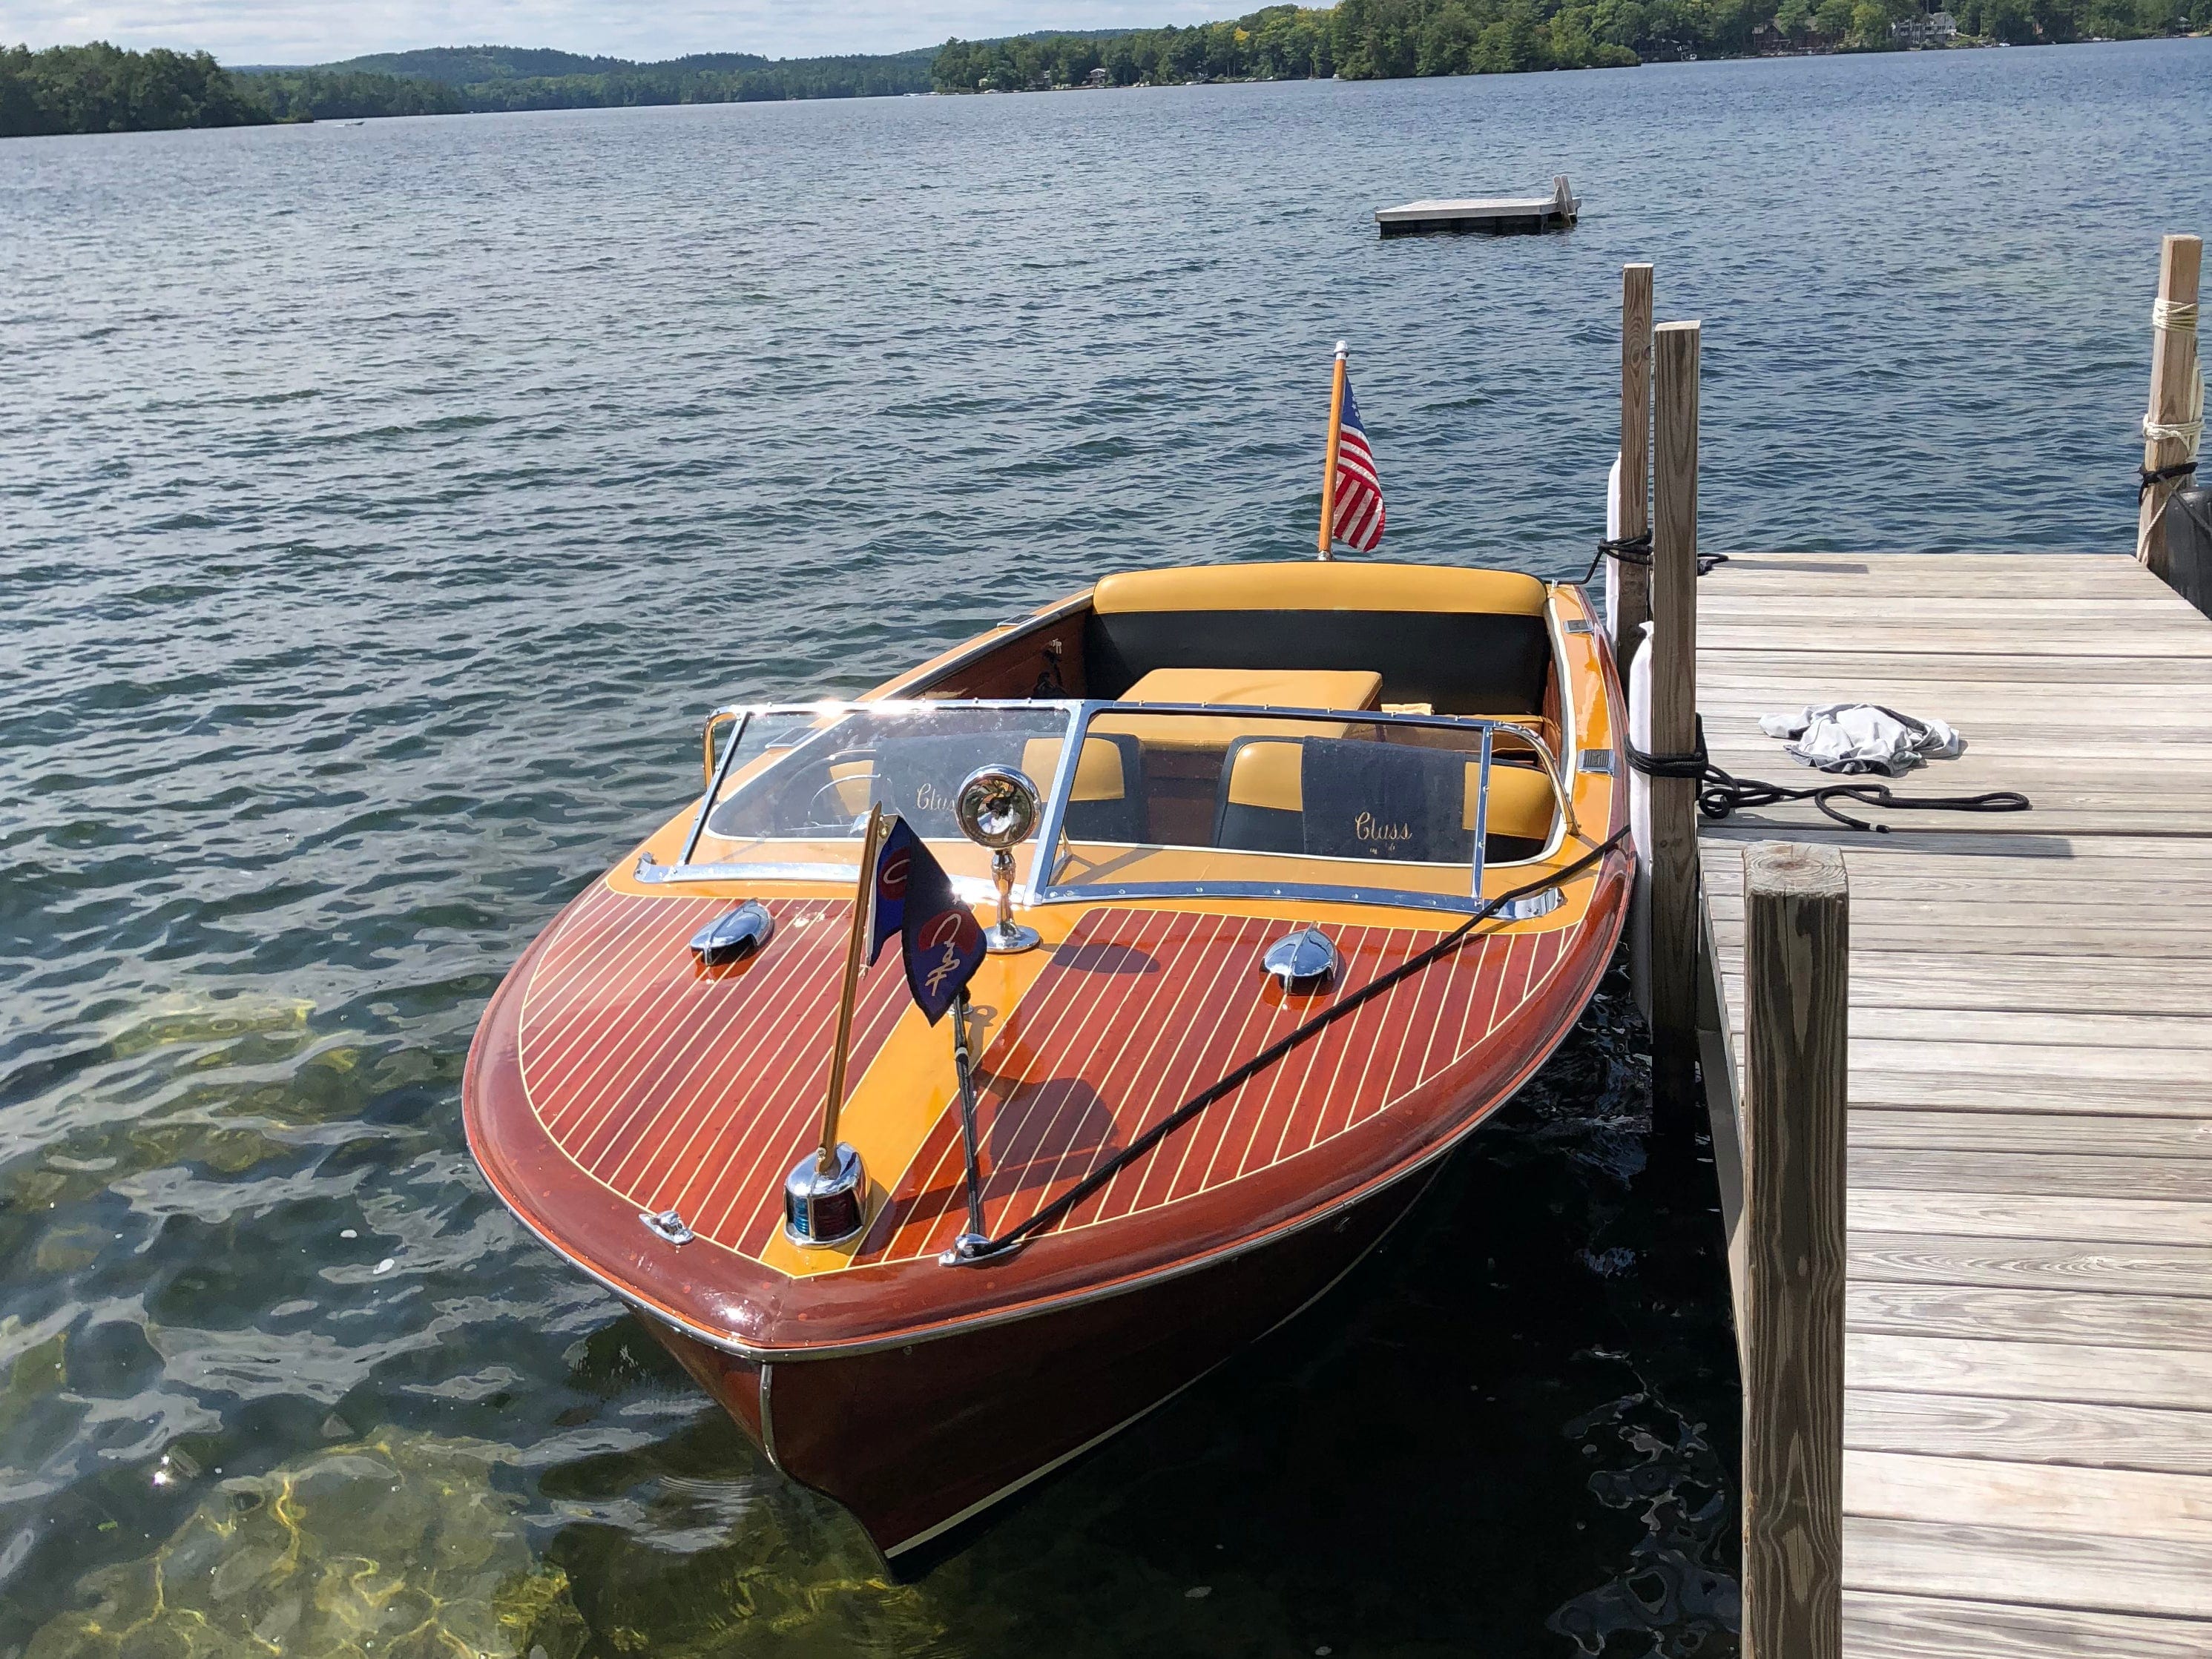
[12,963,1739,1659]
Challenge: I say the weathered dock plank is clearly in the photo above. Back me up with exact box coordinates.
[1696,550,2212,1654]
[1846,1589,2212,1659]
[1846,1395,2212,1477]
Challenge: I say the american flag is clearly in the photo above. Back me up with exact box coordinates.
[1330,377,1386,552]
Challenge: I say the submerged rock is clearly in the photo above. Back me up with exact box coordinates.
[25,1428,586,1659]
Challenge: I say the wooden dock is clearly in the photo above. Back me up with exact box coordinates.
[1691,552,2212,1658]
[1375,175,1578,237]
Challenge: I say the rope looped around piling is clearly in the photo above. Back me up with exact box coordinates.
[1581,531,1728,587]
[2142,295,2204,485]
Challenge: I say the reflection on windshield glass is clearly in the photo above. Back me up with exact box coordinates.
[704,707,1069,843]
[1064,708,1557,867]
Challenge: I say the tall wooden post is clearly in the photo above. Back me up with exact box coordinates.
[2138,234,2203,579]
[1739,842,1848,1659]
[1649,320,1702,1111]
[1615,264,1654,661]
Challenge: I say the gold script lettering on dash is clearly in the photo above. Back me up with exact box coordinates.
[914,782,951,813]
[1354,812,1412,842]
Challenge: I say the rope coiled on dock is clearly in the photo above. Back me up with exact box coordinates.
[961,827,1636,1262]
[1627,716,2031,834]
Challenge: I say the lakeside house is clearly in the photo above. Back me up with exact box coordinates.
[1892,9,1960,41]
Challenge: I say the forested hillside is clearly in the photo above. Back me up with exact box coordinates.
[933,0,2207,88]
[1,42,270,135]
[250,43,935,111]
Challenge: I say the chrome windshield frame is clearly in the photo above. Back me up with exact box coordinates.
[633,697,1570,917]
[636,699,1085,887]
[1030,699,1556,916]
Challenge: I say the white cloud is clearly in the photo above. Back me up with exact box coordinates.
[5,0,1237,64]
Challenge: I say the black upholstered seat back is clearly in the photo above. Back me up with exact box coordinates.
[1084,608,1550,713]
[1214,738,1476,863]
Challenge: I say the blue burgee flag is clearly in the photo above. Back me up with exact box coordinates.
[870,816,987,1025]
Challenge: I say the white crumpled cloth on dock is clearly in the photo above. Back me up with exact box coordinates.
[1757,703,1965,776]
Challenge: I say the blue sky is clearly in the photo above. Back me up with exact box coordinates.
[10,0,1225,63]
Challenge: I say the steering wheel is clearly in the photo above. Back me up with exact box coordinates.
[794,750,880,833]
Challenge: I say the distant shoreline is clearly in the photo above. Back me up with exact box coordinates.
[6,24,2207,139]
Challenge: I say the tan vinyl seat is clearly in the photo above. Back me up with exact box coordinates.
[1121,666,1383,710]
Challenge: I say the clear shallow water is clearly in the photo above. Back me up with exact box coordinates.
[2,38,2203,1656]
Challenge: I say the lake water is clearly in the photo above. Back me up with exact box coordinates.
[4,37,2205,1657]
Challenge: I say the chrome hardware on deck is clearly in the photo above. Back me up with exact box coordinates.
[783,1142,868,1247]
[941,990,994,1266]
[1579,748,1616,774]
[1262,926,1341,995]
[689,900,774,966]
[1493,886,1565,921]
[956,763,1043,954]
[639,1207,694,1245]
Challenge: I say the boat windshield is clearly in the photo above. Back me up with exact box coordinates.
[668,702,1077,888]
[1033,703,1559,911]
[649,700,1561,912]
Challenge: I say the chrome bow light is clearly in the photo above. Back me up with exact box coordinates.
[783,1142,868,1246]
[955,764,1041,954]
[1261,926,1340,995]
[689,900,774,966]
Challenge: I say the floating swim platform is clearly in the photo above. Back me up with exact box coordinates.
[1376,177,1579,237]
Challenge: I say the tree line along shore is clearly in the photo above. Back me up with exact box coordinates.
[7,0,2207,139]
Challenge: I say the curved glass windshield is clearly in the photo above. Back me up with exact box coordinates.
[690,703,1070,861]
[1033,705,1561,910]
[648,699,1560,913]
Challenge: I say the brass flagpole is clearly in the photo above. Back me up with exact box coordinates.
[1317,340,1349,561]
[816,802,887,1171]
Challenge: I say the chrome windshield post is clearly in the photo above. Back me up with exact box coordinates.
[676,710,751,869]
[1470,723,1493,903]
[1019,702,1093,906]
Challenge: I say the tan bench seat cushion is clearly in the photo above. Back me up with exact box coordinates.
[1102,667,1384,752]
[1119,666,1383,711]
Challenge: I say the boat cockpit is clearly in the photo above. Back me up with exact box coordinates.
[638,562,1607,917]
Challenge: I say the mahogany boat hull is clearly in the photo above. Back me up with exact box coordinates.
[461,562,1636,1563]
[636,1158,1432,1562]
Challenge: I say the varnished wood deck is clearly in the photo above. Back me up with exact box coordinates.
[1693,554,2212,1657]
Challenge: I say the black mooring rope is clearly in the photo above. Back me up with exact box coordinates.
[965,827,1636,1261]
[1581,530,1729,587]
[1628,716,2031,834]
[2141,458,2200,499]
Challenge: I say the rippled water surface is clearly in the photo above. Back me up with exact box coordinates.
[5,38,2205,1656]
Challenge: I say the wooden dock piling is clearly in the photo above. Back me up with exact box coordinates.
[2137,233,2202,570]
[1613,264,1655,660]
[2138,234,2204,598]
[1648,320,1702,1109]
[1739,842,1848,1659]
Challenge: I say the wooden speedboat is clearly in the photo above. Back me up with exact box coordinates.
[464,560,1633,1563]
